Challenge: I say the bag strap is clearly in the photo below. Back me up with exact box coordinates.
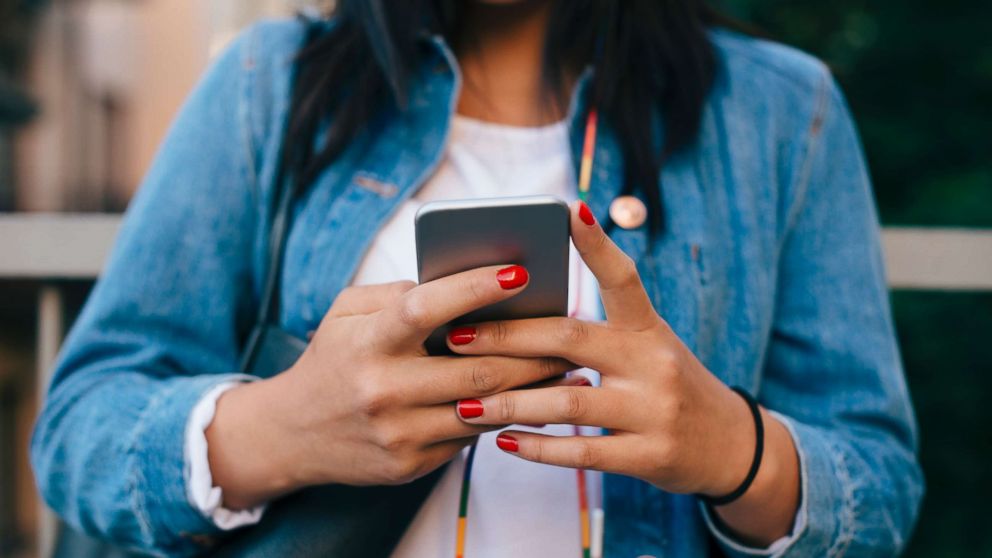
[239,18,321,372]
[256,173,295,328]
[238,139,296,374]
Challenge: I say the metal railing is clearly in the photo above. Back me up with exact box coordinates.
[1,213,991,557]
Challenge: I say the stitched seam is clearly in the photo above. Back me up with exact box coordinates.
[122,379,174,548]
[882,503,903,552]
[775,70,831,260]
[241,24,260,215]
[712,30,826,95]
[826,441,857,558]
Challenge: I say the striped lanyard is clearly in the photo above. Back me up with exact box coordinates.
[455,107,601,558]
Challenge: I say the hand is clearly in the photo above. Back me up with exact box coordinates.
[449,201,801,544]
[206,266,580,509]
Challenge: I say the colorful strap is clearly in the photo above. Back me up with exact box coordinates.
[454,103,600,558]
[578,109,599,202]
[575,426,592,558]
[455,442,479,558]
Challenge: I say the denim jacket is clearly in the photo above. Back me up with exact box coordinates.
[31,19,922,558]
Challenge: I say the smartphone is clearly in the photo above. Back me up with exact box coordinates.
[415,195,570,355]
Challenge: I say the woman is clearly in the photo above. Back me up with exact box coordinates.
[32,1,923,557]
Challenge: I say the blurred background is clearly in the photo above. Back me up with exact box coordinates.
[0,1,988,557]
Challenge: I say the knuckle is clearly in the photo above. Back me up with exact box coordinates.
[383,455,420,485]
[495,394,516,423]
[539,357,562,380]
[655,349,682,378]
[556,319,588,346]
[532,437,545,463]
[389,280,417,300]
[488,321,511,346]
[468,360,502,396]
[357,376,394,417]
[574,439,599,469]
[396,291,432,329]
[616,256,641,289]
[658,393,686,423]
[591,230,610,252]
[554,389,587,422]
[373,424,408,454]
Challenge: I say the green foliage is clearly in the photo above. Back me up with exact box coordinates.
[893,291,992,557]
[718,0,992,227]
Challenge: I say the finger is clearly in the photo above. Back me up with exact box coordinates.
[421,437,480,471]
[327,281,416,318]
[492,430,625,473]
[516,374,592,428]
[385,438,476,485]
[409,355,576,405]
[375,264,529,352]
[571,201,657,330]
[447,317,619,372]
[524,372,593,391]
[454,386,630,430]
[417,405,504,442]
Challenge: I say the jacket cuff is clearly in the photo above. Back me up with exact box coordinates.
[128,373,258,555]
[185,380,267,529]
[701,411,845,558]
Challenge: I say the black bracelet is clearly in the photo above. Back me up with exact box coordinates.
[699,386,764,507]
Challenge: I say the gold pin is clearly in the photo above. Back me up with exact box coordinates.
[609,196,648,229]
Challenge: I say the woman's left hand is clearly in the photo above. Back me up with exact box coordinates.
[449,201,797,513]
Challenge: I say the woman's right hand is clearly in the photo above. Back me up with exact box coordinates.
[206,265,576,510]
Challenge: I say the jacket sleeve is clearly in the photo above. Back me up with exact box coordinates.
[30,26,275,557]
[706,72,924,557]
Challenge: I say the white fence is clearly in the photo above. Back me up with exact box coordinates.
[3,215,990,287]
[1,214,991,557]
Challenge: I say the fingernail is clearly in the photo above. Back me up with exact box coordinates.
[448,326,477,345]
[574,377,592,387]
[497,265,529,290]
[496,433,519,452]
[578,201,596,226]
[457,399,484,419]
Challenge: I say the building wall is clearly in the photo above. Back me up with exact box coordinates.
[14,0,323,212]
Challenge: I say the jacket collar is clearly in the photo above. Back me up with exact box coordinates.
[303,20,632,235]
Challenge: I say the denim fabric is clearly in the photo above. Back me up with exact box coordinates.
[31,19,923,557]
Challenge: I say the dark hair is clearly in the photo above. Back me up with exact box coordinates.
[284,1,729,232]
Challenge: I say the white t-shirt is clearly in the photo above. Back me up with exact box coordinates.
[186,115,604,557]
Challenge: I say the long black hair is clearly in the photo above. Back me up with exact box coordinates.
[284,1,729,232]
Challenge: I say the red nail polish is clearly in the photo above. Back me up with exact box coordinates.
[578,201,596,226]
[574,377,592,387]
[457,399,484,419]
[449,326,477,345]
[497,265,529,290]
[496,434,519,452]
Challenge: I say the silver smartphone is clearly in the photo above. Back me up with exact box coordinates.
[415,195,570,355]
